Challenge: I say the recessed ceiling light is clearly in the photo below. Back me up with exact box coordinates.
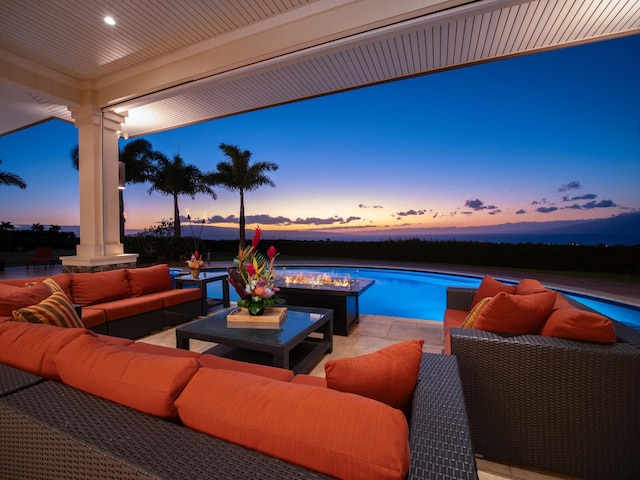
[104,16,116,26]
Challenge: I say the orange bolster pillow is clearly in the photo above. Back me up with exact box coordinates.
[176,368,410,480]
[0,320,89,380]
[56,334,200,419]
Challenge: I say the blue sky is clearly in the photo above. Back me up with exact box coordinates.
[1,34,639,237]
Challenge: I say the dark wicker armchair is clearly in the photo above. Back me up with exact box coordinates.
[447,286,640,480]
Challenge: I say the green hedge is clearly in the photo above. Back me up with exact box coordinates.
[123,236,640,274]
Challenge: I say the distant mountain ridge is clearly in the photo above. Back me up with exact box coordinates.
[20,212,640,246]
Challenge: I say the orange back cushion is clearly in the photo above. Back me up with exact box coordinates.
[0,321,89,379]
[471,274,516,308]
[176,368,410,480]
[516,278,549,295]
[324,339,424,416]
[70,269,131,306]
[541,307,616,343]
[126,264,173,296]
[56,334,200,419]
[473,290,556,334]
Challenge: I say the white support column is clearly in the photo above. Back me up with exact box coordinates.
[61,105,138,272]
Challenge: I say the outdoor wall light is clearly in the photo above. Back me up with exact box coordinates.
[118,161,125,190]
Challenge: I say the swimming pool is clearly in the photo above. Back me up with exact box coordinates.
[202,266,640,331]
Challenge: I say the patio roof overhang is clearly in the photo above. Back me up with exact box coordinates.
[2,0,639,139]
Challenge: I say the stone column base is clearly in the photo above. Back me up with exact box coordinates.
[60,253,139,274]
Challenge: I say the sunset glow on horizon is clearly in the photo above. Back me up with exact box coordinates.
[1,35,639,238]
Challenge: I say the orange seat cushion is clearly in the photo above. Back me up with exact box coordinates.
[126,264,173,296]
[70,269,131,306]
[541,306,616,343]
[176,368,410,480]
[128,342,202,359]
[471,274,516,308]
[324,339,424,416]
[79,307,106,329]
[148,288,201,307]
[91,296,163,321]
[198,353,294,382]
[0,321,89,380]
[0,282,52,316]
[56,334,200,419]
[473,290,556,334]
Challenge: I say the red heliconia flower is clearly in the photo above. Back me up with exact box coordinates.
[251,226,261,249]
[193,251,200,259]
[267,245,277,259]
[245,263,256,277]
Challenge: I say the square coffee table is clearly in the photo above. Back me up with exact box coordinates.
[176,306,333,374]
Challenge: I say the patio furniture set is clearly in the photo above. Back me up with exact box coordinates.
[1,265,637,479]
[445,275,640,480]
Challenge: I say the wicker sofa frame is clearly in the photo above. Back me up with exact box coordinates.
[446,286,640,480]
[0,353,478,480]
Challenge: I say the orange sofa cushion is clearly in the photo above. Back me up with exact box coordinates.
[13,291,85,328]
[128,342,202,359]
[324,339,424,416]
[198,353,294,382]
[150,288,201,307]
[78,307,107,329]
[0,321,89,380]
[0,282,52,316]
[541,306,616,343]
[56,334,200,419]
[516,278,550,295]
[126,264,173,296]
[176,368,410,480]
[473,290,556,334]
[90,296,163,321]
[443,309,467,354]
[471,274,516,308]
[70,269,131,306]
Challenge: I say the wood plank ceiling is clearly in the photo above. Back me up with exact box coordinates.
[1,0,639,138]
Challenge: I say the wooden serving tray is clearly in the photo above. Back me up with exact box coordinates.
[226,307,287,328]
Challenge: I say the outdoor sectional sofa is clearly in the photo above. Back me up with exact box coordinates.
[0,264,201,339]
[0,319,479,480]
[443,275,640,480]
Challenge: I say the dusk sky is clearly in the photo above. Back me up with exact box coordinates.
[1,34,639,239]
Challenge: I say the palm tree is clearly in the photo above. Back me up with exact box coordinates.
[71,139,158,241]
[148,152,216,238]
[0,159,27,189]
[205,143,278,248]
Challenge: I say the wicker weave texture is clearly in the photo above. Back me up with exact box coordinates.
[449,288,640,480]
[0,363,43,397]
[0,380,331,480]
[408,354,478,480]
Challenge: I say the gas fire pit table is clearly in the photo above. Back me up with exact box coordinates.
[275,272,374,336]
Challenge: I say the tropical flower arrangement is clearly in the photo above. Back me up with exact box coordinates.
[227,227,285,315]
[186,251,204,270]
[186,213,206,276]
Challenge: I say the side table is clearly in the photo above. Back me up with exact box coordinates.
[174,271,230,315]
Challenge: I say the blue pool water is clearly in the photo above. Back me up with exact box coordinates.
[203,266,640,331]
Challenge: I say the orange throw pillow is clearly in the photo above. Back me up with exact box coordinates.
[13,291,84,328]
[324,339,424,416]
[56,334,200,419]
[176,368,410,480]
[473,290,556,334]
[0,282,52,316]
[471,274,516,308]
[461,296,492,329]
[126,264,173,296]
[516,278,549,295]
[541,307,616,343]
[0,321,89,380]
